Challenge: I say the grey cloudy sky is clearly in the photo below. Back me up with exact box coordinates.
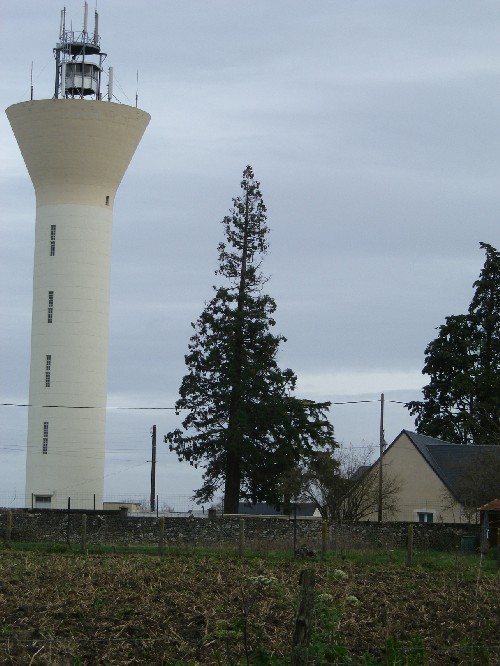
[1,1,499,504]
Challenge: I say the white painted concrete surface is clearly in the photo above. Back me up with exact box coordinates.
[6,100,150,509]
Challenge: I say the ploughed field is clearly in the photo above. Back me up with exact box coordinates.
[0,548,498,664]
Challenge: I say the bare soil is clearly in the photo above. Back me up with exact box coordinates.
[0,548,498,664]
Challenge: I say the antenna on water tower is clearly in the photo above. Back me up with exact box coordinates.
[107,67,114,101]
[53,1,106,99]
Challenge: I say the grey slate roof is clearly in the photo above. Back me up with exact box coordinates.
[400,430,499,499]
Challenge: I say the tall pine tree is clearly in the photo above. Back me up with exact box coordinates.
[407,242,500,445]
[165,166,335,512]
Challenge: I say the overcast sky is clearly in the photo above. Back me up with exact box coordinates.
[1,1,499,507]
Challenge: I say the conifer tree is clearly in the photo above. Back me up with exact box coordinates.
[407,242,500,445]
[165,166,335,512]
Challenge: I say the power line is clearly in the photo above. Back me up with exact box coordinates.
[0,398,410,410]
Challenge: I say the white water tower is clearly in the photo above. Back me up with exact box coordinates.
[6,5,150,509]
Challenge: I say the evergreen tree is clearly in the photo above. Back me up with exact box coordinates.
[407,243,500,445]
[165,166,335,512]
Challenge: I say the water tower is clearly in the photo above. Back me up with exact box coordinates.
[6,5,150,509]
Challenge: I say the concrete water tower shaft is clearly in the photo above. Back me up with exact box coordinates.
[6,4,150,509]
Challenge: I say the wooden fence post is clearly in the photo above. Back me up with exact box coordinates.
[321,521,328,559]
[291,568,315,666]
[496,527,499,570]
[238,518,245,557]
[407,524,414,567]
[80,514,87,553]
[5,511,12,543]
[158,517,165,555]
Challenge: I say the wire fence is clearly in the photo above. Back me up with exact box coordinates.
[0,490,482,526]
[0,491,216,516]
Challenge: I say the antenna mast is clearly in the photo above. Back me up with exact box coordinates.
[53,3,107,100]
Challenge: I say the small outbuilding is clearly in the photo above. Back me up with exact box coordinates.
[479,499,500,550]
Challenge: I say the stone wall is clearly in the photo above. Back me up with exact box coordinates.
[0,509,480,551]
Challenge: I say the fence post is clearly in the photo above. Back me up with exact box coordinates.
[5,511,12,543]
[407,524,414,567]
[238,518,245,557]
[66,497,71,545]
[497,527,500,570]
[291,568,315,666]
[293,504,297,554]
[321,521,328,559]
[81,514,87,553]
[158,517,165,555]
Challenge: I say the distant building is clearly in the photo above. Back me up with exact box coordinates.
[238,502,320,518]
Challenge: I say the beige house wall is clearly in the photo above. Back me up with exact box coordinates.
[365,432,464,523]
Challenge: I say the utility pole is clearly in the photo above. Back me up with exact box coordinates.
[150,425,156,513]
[378,393,384,522]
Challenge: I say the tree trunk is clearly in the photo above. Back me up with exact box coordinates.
[224,450,241,514]
[223,193,250,515]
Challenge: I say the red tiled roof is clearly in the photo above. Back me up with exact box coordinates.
[478,499,500,511]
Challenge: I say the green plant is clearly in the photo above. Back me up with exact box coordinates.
[362,637,426,665]
[309,592,352,664]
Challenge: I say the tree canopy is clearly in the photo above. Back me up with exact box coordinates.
[165,166,335,512]
[407,242,500,445]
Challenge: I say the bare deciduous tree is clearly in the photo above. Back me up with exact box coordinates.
[296,444,401,523]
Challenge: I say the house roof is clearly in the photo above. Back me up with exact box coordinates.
[479,499,500,512]
[238,501,317,517]
[398,430,499,500]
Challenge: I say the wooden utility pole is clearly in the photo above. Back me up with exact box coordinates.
[378,393,384,522]
[150,425,156,513]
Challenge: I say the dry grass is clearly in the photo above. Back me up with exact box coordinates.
[0,548,498,664]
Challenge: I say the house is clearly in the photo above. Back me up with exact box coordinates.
[365,430,500,524]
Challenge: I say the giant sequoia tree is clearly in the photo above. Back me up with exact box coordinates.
[165,167,335,513]
[407,243,500,445]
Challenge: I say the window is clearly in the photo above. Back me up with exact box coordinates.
[35,495,51,508]
[417,512,433,523]
[42,421,49,454]
[50,224,56,256]
[105,195,110,206]
[45,355,51,387]
[48,291,54,323]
